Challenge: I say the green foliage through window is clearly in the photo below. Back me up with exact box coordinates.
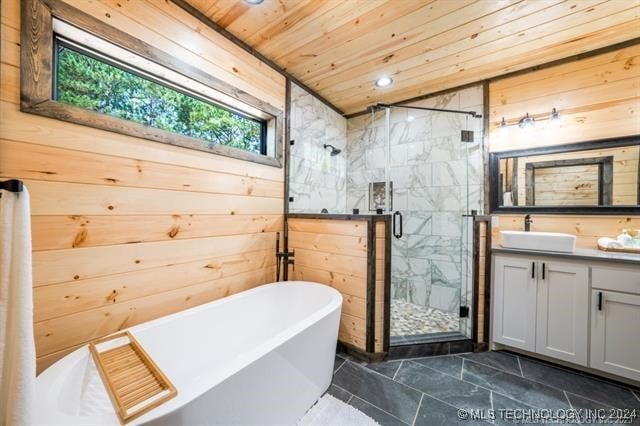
[55,42,265,154]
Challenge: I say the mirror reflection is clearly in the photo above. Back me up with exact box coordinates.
[498,144,639,207]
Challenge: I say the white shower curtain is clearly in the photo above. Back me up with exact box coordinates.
[0,187,35,426]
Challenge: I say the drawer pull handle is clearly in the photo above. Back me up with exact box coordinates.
[542,263,546,280]
[598,292,603,311]
[531,262,535,279]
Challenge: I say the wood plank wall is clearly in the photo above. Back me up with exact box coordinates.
[374,221,386,353]
[287,217,389,355]
[287,218,369,351]
[489,43,640,247]
[493,215,640,249]
[489,43,640,151]
[0,0,286,373]
[476,221,488,344]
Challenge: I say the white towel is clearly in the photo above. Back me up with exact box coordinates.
[0,188,35,426]
[597,237,623,249]
[298,395,380,426]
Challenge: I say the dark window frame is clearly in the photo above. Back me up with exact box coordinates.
[21,0,283,167]
[52,38,268,156]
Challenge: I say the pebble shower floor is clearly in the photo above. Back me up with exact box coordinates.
[390,300,459,337]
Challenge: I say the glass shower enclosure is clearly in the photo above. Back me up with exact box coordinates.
[348,94,484,345]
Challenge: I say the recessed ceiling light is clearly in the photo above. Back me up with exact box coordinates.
[375,76,393,88]
[245,0,264,4]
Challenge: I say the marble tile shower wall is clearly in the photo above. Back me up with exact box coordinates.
[289,83,347,213]
[346,86,484,317]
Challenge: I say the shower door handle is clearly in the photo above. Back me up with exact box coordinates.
[393,211,403,239]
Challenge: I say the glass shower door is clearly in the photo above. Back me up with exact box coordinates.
[384,105,483,343]
[459,113,485,339]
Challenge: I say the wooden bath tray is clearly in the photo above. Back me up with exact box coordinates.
[89,331,177,424]
[597,243,640,254]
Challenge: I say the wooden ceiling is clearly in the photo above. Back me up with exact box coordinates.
[183,0,640,115]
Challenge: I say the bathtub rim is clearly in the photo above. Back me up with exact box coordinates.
[34,281,342,425]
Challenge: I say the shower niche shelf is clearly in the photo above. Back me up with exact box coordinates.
[89,331,177,424]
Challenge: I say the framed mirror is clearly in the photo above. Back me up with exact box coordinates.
[489,136,640,214]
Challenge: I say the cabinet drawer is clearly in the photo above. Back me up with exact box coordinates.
[591,265,640,294]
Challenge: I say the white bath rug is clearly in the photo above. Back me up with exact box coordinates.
[297,394,380,426]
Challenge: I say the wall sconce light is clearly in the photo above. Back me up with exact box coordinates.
[497,117,509,137]
[518,112,535,129]
[548,107,561,129]
[498,108,559,131]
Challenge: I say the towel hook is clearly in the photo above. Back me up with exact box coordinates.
[0,179,24,196]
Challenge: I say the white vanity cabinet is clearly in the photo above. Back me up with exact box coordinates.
[492,254,588,365]
[590,265,640,382]
[535,260,589,365]
[492,251,640,381]
[492,256,537,351]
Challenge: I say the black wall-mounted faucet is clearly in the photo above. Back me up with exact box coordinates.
[524,214,533,232]
[275,232,295,282]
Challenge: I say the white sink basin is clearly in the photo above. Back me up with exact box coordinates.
[500,230,576,253]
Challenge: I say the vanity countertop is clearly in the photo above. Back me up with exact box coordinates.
[492,245,640,265]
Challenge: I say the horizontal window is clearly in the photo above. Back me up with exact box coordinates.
[20,6,282,167]
[55,40,266,155]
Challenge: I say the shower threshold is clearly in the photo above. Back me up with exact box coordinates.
[390,331,466,346]
[388,332,474,359]
[388,300,473,358]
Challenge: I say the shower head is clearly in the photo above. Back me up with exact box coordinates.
[324,144,342,156]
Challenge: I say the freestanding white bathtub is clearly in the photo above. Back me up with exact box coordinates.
[34,282,342,425]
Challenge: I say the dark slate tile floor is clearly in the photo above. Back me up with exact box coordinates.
[328,351,640,425]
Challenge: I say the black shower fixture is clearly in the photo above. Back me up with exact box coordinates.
[324,144,342,156]
[370,102,482,118]
[461,130,475,142]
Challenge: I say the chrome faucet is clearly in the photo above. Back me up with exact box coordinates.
[524,214,533,232]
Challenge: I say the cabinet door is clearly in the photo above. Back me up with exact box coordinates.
[492,256,537,351]
[591,290,640,381]
[535,261,588,366]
